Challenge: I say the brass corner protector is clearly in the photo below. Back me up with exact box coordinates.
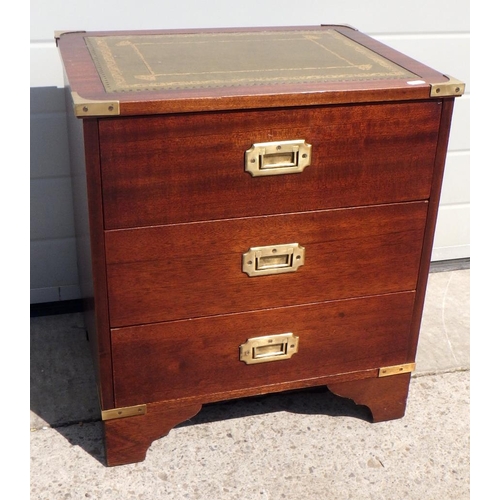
[378,362,416,378]
[71,91,120,117]
[430,75,465,98]
[101,404,147,421]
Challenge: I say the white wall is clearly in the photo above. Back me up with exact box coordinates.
[30,1,470,303]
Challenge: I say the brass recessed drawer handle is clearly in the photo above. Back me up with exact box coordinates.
[245,139,312,176]
[242,243,305,277]
[240,333,299,364]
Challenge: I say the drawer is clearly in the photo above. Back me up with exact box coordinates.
[99,101,441,229]
[105,201,427,327]
[111,291,416,407]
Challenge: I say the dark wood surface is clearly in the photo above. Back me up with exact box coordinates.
[104,401,203,467]
[407,98,457,361]
[104,370,411,466]
[106,202,427,327]
[99,101,441,229]
[327,372,412,422]
[65,106,114,409]
[111,292,415,407]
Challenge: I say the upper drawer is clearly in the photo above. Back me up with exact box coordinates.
[99,101,442,229]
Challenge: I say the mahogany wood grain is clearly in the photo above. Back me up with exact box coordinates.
[104,401,202,466]
[143,368,381,410]
[82,120,116,409]
[65,108,114,409]
[407,99,456,361]
[105,202,427,327]
[104,371,410,466]
[111,292,415,407]
[99,101,441,229]
[327,372,412,422]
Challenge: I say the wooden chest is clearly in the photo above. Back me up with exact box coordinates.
[56,25,463,466]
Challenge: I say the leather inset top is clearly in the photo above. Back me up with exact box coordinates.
[85,29,419,93]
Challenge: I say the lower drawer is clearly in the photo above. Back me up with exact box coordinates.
[112,291,415,407]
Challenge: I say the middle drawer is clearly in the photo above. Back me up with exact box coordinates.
[105,201,427,327]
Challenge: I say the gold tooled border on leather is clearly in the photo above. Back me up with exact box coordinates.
[84,29,419,93]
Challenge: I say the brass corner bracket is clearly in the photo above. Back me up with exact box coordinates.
[378,362,416,378]
[430,75,465,98]
[71,92,120,117]
[101,404,147,421]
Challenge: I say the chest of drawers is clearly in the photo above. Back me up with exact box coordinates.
[56,25,463,466]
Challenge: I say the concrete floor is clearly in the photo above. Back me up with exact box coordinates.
[30,269,470,500]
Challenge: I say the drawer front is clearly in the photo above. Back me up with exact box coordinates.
[105,202,427,327]
[99,101,441,229]
[112,291,416,407]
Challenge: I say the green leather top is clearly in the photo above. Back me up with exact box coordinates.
[85,29,418,93]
